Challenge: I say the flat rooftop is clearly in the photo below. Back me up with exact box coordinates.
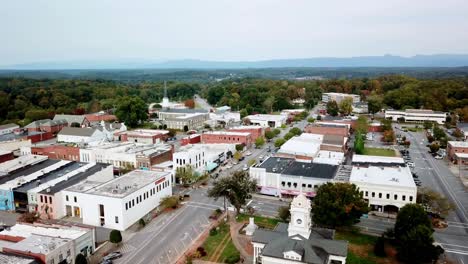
[0,223,88,240]
[84,142,171,156]
[39,163,110,195]
[246,114,286,121]
[68,170,170,198]
[0,160,71,190]
[203,131,250,136]
[278,134,323,157]
[350,166,416,188]
[4,234,70,255]
[0,155,48,176]
[257,157,338,179]
[0,149,12,155]
[0,159,60,185]
[0,252,36,264]
[229,125,263,130]
[352,154,405,166]
[448,141,468,148]
[124,129,169,136]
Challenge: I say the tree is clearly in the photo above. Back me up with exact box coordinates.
[423,121,433,130]
[453,128,464,139]
[25,109,49,121]
[109,230,122,245]
[429,142,440,153]
[367,95,383,114]
[184,98,195,108]
[234,151,242,161]
[273,128,281,135]
[278,206,290,222]
[381,119,392,131]
[255,136,265,148]
[355,116,368,135]
[207,171,257,215]
[354,133,365,154]
[243,117,251,125]
[433,125,446,140]
[263,96,275,113]
[167,129,177,138]
[417,187,455,218]
[289,127,302,136]
[161,195,180,209]
[175,165,196,184]
[240,109,248,118]
[284,132,294,140]
[115,96,147,128]
[275,138,286,148]
[374,236,387,257]
[381,130,395,143]
[326,100,339,116]
[235,144,245,152]
[338,97,353,116]
[394,204,443,263]
[312,182,368,228]
[265,130,275,140]
[75,253,88,264]
[183,125,189,132]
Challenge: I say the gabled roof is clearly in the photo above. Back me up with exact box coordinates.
[53,114,88,125]
[0,123,19,130]
[25,119,68,128]
[58,127,98,137]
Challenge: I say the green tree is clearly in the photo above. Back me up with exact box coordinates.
[265,130,275,140]
[312,182,368,228]
[453,128,464,139]
[255,136,265,148]
[374,236,387,257]
[429,142,440,153]
[307,117,315,123]
[289,127,302,136]
[263,96,275,113]
[326,100,339,116]
[235,144,245,152]
[433,125,446,140]
[367,94,383,114]
[207,171,257,215]
[394,204,443,263]
[278,206,290,222]
[175,165,196,184]
[25,109,49,121]
[274,138,286,148]
[75,253,88,264]
[417,187,455,218]
[354,133,365,154]
[355,116,368,135]
[423,121,433,130]
[381,130,395,143]
[160,195,180,209]
[234,151,243,161]
[338,97,353,116]
[284,132,294,140]
[109,230,122,245]
[115,96,147,128]
[240,109,248,118]
[273,128,281,135]
[381,119,393,131]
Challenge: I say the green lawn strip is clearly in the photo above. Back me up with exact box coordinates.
[362,147,396,157]
[335,230,377,245]
[202,223,230,260]
[219,239,241,263]
[236,214,283,229]
[347,251,378,264]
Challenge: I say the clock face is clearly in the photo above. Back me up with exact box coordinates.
[296,218,302,224]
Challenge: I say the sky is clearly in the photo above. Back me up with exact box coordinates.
[1,0,468,66]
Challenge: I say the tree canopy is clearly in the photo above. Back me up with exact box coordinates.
[207,171,257,214]
[115,96,148,128]
[326,100,339,116]
[109,229,122,244]
[312,182,368,228]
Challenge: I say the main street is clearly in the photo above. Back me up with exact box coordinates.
[396,125,468,263]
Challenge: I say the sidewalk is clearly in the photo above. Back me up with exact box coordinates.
[229,218,253,264]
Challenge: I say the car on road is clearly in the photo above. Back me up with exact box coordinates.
[259,155,264,160]
[406,162,415,168]
[243,164,248,171]
[239,156,245,161]
[245,151,252,156]
[435,155,443,160]
[225,164,233,169]
[103,252,122,261]
[100,260,113,264]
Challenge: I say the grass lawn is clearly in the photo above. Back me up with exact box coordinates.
[201,223,240,263]
[236,214,282,230]
[362,147,396,157]
[336,230,398,264]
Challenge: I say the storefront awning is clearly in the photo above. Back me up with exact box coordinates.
[206,162,218,172]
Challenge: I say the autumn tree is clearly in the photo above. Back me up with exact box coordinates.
[417,187,455,218]
[326,100,339,116]
[184,98,195,108]
[338,97,353,116]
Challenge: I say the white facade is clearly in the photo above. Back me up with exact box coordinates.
[277,133,323,160]
[385,109,447,124]
[57,128,107,144]
[322,92,360,104]
[173,143,236,175]
[0,124,19,135]
[350,165,417,212]
[245,114,287,128]
[62,170,172,231]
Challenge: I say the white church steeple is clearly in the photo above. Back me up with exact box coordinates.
[287,193,312,238]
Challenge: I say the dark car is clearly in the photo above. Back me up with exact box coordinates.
[103,252,122,261]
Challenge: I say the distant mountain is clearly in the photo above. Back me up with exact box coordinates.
[2,54,468,70]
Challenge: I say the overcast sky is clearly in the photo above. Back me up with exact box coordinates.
[1,0,468,65]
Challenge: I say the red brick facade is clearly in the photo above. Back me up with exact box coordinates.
[447,142,468,161]
[136,146,174,169]
[181,134,201,146]
[228,127,264,141]
[30,145,80,161]
[304,125,348,137]
[201,132,252,147]
[0,151,14,163]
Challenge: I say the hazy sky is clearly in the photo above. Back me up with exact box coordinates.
[1,0,468,65]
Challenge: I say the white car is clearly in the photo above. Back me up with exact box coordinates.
[245,151,252,156]
[243,164,249,171]
[406,162,415,168]
[435,156,443,160]
[225,164,233,169]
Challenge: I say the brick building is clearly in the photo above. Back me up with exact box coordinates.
[181,134,201,146]
[24,119,68,133]
[115,129,169,144]
[0,150,14,163]
[228,125,265,141]
[304,124,349,137]
[25,145,81,161]
[201,131,252,147]
[447,141,468,162]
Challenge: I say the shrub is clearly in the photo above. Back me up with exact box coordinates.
[197,247,207,257]
[278,206,290,222]
[109,229,122,244]
[75,253,88,264]
[374,236,387,257]
[139,218,146,227]
[210,228,218,236]
[225,253,241,264]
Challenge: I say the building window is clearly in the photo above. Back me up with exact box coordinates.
[409,196,413,202]
[302,183,306,188]
[365,191,368,197]
[66,195,69,201]
[394,194,398,200]
[74,196,77,203]
[386,194,390,199]
[67,250,71,256]
[372,192,375,198]
[49,197,52,204]
[402,195,406,201]
[115,216,119,223]
[40,195,43,203]
[378,193,382,198]
[307,184,312,188]
[132,199,135,206]
[125,203,128,210]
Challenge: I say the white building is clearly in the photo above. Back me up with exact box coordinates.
[252,193,348,264]
[208,111,241,127]
[62,170,172,231]
[57,127,107,144]
[173,143,236,176]
[277,134,323,161]
[80,142,172,169]
[322,92,360,104]
[245,114,287,128]
[158,110,210,130]
[0,223,95,258]
[0,123,19,135]
[384,109,447,124]
[249,157,339,198]
[350,155,417,213]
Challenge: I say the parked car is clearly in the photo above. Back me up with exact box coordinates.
[103,252,122,261]
[243,164,249,171]
[100,260,113,264]
[435,155,443,160]
[239,156,245,161]
[225,164,233,169]
[245,151,252,156]
[406,162,415,168]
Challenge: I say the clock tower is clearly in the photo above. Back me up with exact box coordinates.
[287,193,312,238]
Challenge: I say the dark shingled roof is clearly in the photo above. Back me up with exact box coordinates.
[58,127,98,137]
[0,159,60,185]
[257,157,338,179]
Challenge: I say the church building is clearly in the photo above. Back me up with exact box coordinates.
[251,193,348,264]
